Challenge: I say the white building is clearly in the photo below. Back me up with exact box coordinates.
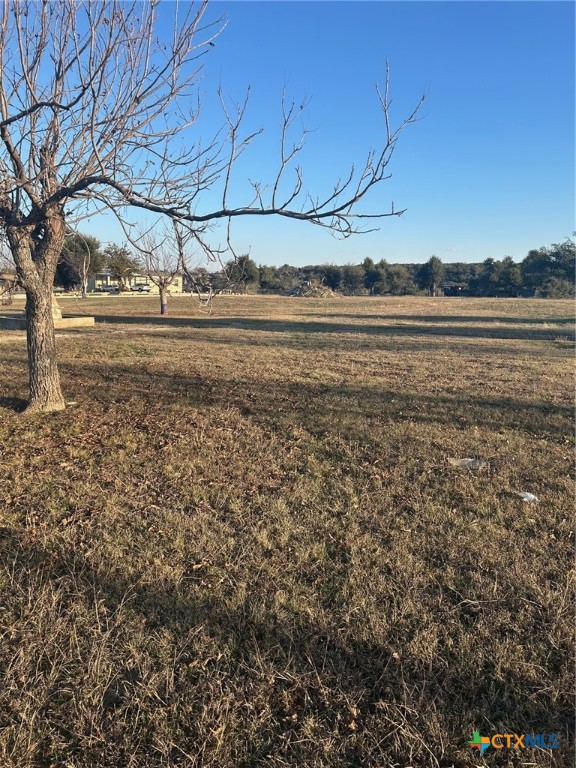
[87,272,184,294]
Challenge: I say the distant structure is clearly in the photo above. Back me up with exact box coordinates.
[441,283,467,297]
[87,272,184,294]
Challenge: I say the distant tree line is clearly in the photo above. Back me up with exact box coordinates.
[217,239,575,298]
[49,236,575,299]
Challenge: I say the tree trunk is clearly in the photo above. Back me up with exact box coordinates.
[7,216,67,413]
[24,290,66,413]
[160,286,168,315]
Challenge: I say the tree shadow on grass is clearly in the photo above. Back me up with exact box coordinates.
[326,313,576,326]
[0,396,27,412]
[62,361,574,442]
[129,328,573,359]
[0,530,572,767]
[92,314,575,343]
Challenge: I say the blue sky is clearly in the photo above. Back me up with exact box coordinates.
[88,1,575,266]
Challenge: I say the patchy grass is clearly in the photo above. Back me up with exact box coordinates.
[0,296,574,767]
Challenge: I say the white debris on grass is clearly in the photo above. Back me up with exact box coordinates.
[447,457,489,470]
[516,491,539,503]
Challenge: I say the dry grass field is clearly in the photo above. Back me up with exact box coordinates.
[0,295,574,767]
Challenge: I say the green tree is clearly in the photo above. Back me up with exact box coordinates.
[443,262,478,290]
[387,263,416,295]
[56,233,105,296]
[274,264,303,293]
[521,248,552,296]
[521,240,575,296]
[185,267,212,294]
[362,257,382,294]
[418,255,445,297]
[537,277,575,298]
[258,265,280,292]
[370,259,390,294]
[341,264,365,295]
[105,245,140,292]
[226,255,260,293]
[549,239,576,283]
[496,256,522,297]
[318,264,342,292]
[470,258,501,297]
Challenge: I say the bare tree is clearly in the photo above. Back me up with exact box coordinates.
[134,224,183,315]
[172,219,256,310]
[0,0,423,413]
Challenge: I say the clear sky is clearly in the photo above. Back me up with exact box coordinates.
[86,0,575,267]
